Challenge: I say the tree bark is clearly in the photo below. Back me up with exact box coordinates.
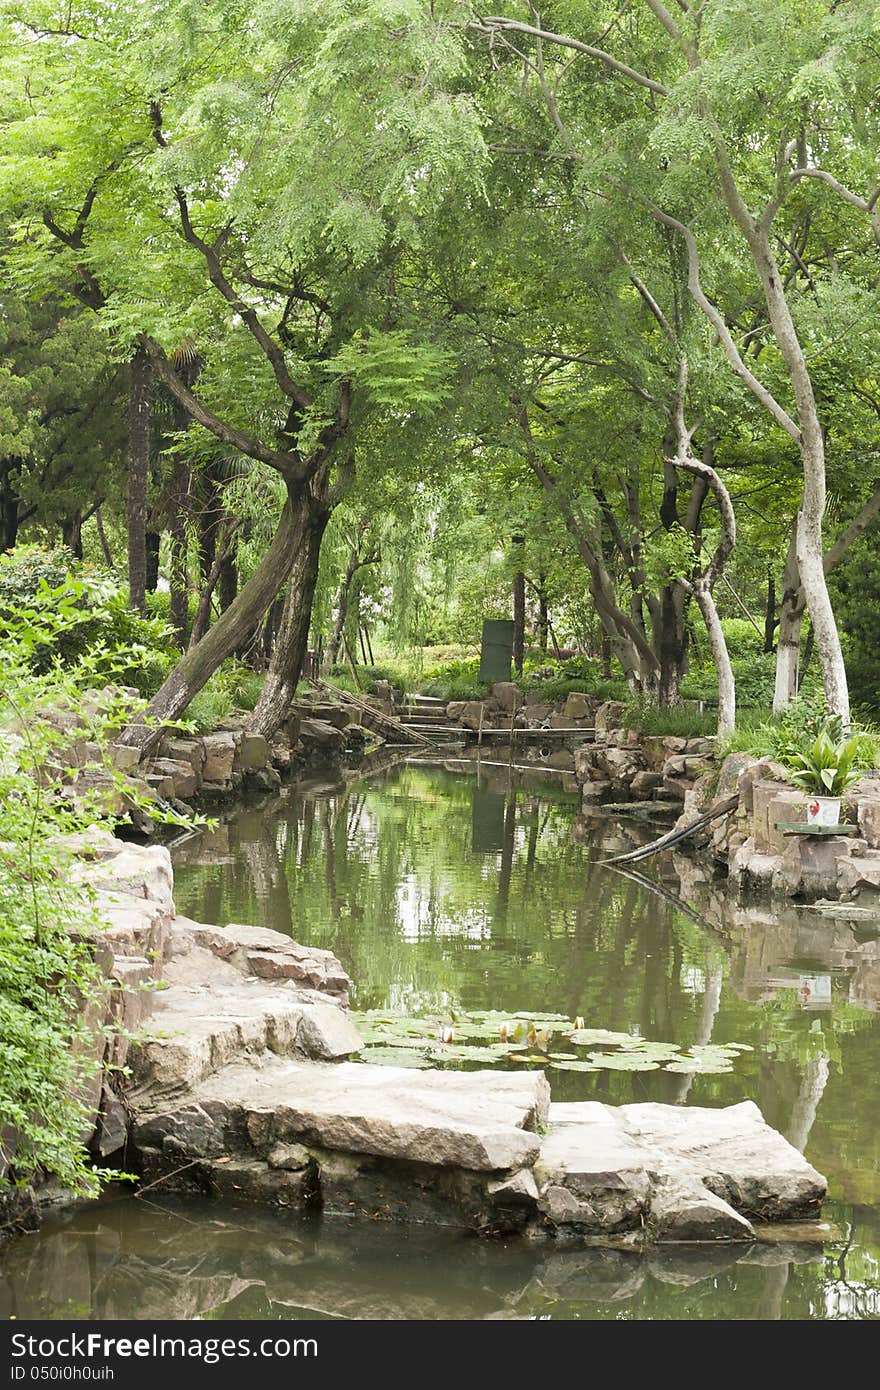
[774,482,880,710]
[0,461,22,551]
[537,572,548,653]
[145,530,160,593]
[512,535,525,674]
[773,523,804,711]
[246,498,330,738]
[60,513,83,560]
[127,345,151,616]
[118,491,303,753]
[764,567,776,654]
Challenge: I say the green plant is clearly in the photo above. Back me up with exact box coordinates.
[784,729,866,797]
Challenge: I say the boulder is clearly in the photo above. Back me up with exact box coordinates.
[145,757,199,800]
[108,742,142,775]
[647,1176,754,1243]
[563,692,593,721]
[543,749,575,771]
[780,834,860,899]
[857,797,880,849]
[491,682,523,713]
[752,783,808,855]
[235,733,269,773]
[523,702,552,724]
[837,849,880,898]
[190,1060,550,1173]
[629,770,665,797]
[159,736,206,775]
[446,701,465,721]
[295,1001,364,1060]
[202,732,237,784]
[459,701,485,732]
[594,700,626,736]
[298,717,345,751]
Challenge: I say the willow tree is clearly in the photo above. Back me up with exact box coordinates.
[0,0,481,746]
[469,0,880,724]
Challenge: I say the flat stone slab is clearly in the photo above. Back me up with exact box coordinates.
[129,981,363,1091]
[536,1100,825,1241]
[137,1057,550,1173]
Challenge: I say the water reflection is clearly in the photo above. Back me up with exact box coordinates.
[3,764,878,1319]
[1,1195,877,1321]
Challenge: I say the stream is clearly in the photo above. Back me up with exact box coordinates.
[2,763,879,1319]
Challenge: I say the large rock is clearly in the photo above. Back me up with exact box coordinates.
[535,1100,824,1240]
[150,1059,550,1174]
[459,701,485,732]
[563,692,593,721]
[201,732,237,784]
[857,797,880,849]
[235,733,269,773]
[594,700,626,736]
[491,682,523,713]
[145,757,199,800]
[298,717,345,751]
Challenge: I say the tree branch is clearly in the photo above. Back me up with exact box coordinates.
[469,15,670,95]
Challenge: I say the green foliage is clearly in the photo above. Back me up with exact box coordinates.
[182,662,264,732]
[720,697,880,774]
[784,729,867,797]
[622,696,719,739]
[0,548,178,697]
[353,1009,751,1076]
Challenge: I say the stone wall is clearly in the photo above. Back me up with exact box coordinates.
[571,710,880,905]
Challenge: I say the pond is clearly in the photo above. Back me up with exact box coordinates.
[2,763,879,1319]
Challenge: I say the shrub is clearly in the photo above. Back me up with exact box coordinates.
[0,547,179,697]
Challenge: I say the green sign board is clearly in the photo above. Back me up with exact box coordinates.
[479,618,514,683]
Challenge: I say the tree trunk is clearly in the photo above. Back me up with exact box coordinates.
[693,581,735,735]
[246,500,330,739]
[512,536,525,674]
[189,518,239,648]
[537,572,548,653]
[325,543,360,671]
[0,461,21,551]
[94,505,114,567]
[218,539,238,611]
[127,345,151,616]
[655,585,687,707]
[763,568,776,654]
[119,491,303,753]
[145,530,160,593]
[60,513,83,560]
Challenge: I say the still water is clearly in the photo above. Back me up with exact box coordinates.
[3,763,879,1319]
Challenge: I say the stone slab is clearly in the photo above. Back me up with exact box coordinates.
[148,1058,550,1173]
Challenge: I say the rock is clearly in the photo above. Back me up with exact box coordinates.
[459,701,485,732]
[171,919,351,1002]
[491,682,523,713]
[780,835,860,899]
[488,1168,540,1205]
[535,1105,652,1234]
[648,1177,754,1243]
[595,701,626,735]
[599,746,642,783]
[159,737,206,775]
[857,797,880,849]
[295,1001,363,1060]
[298,718,345,751]
[446,701,465,721]
[165,1059,550,1173]
[236,733,269,772]
[208,1159,315,1206]
[543,750,575,771]
[202,732,237,784]
[752,783,808,854]
[145,757,199,800]
[836,849,880,897]
[267,1142,311,1171]
[563,692,593,721]
[630,770,664,797]
[108,743,142,775]
[523,702,552,724]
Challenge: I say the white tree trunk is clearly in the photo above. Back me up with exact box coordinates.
[694,582,736,736]
[773,525,804,712]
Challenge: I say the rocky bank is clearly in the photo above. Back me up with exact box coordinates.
[4,834,828,1250]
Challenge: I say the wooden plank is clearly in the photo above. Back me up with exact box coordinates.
[773,822,852,835]
[308,677,432,746]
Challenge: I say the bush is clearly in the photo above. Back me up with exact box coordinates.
[0,547,179,697]
[182,662,265,732]
[719,695,880,769]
